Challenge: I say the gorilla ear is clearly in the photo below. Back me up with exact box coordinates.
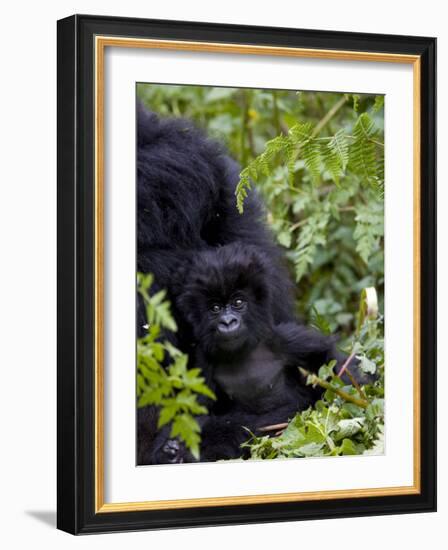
[243,253,271,303]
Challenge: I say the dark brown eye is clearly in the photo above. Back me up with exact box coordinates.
[210,304,221,313]
[233,298,244,309]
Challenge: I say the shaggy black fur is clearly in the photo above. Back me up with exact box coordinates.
[139,244,370,464]
[136,103,295,340]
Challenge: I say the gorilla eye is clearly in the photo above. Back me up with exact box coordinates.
[233,298,245,309]
[210,304,221,313]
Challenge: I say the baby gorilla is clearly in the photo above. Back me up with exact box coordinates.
[151,243,367,464]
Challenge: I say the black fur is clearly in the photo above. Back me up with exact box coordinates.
[141,244,366,464]
[136,103,295,340]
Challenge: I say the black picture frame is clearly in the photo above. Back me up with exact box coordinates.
[57,14,436,534]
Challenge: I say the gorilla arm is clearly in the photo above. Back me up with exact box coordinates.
[272,322,375,386]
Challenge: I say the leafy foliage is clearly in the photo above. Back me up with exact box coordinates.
[137,274,216,458]
[233,110,384,306]
[243,289,384,460]
[324,129,350,184]
[235,109,383,214]
[354,203,384,264]
[137,85,385,460]
[349,113,384,197]
[243,396,384,459]
[137,273,177,332]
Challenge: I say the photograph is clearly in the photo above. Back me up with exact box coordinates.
[55,14,435,533]
[0,0,442,544]
[135,84,385,466]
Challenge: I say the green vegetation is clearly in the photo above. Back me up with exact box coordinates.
[137,274,216,459]
[137,84,385,459]
[243,289,384,459]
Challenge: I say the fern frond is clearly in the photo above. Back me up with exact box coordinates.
[375,145,385,198]
[351,94,360,112]
[372,95,385,113]
[353,112,376,140]
[289,122,321,182]
[284,138,298,185]
[323,129,349,184]
[236,135,288,212]
[291,211,330,281]
[353,203,384,264]
[328,129,350,171]
[349,113,383,196]
[289,122,313,144]
[302,139,321,181]
[235,169,252,213]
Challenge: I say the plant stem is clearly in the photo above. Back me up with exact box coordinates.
[315,134,384,147]
[337,350,356,378]
[299,367,369,409]
[343,367,368,402]
[289,219,307,232]
[258,422,288,432]
[311,96,348,138]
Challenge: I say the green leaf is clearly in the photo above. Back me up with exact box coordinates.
[175,390,208,415]
[291,210,330,282]
[358,354,377,375]
[137,272,216,456]
[297,442,325,456]
[372,95,385,113]
[353,203,384,264]
[323,129,349,184]
[302,139,321,181]
[235,170,252,213]
[149,289,167,307]
[363,425,385,455]
[341,403,365,418]
[304,423,326,444]
[335,418,365,440]
[349,113,383,197]
[205,87,237,102]
[158,402,179,427]
[288,123,320,181]
[277,230,292,248]
[310,306,332,336]
[366,398,384,421]
[340,438,358,455]
[168,354,189,378]
[318,360,337,381]
[171,414,201,460]
[163,340,184,359]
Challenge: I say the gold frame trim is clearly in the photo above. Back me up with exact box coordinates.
[94,36,421,513]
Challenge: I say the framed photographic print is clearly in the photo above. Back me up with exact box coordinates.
[57,14,436,534]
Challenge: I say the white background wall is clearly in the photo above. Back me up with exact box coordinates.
[0,1,444,546]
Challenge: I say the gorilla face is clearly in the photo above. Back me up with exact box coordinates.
[177,243,274,358]
[207,294,249,352]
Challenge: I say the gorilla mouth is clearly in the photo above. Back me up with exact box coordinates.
[217,326,241,338]
[215,327,248,350]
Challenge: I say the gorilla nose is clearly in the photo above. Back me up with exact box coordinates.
[218,314,240,334]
